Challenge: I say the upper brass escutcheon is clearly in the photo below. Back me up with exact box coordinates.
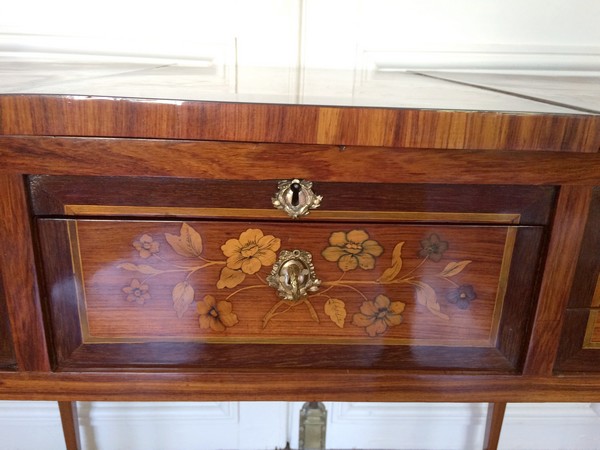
[272,179,322,218]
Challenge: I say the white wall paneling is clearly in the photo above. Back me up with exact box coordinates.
[1,0,599,72]
[3,401,600,449]
[0,401,289,450]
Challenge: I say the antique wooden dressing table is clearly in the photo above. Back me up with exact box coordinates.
[1,59,600,449]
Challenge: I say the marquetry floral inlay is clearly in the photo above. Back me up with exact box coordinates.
[118,224,478,337]
[322,229,383,271]
[352,294,405,337]
[197,295,239,331]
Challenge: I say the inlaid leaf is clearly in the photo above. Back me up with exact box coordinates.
[217,267,246,289]
[324,298,347,328]
[439,260,472,278]
[377,242,404,282]
[172,281,195,318]
[117,263,163,275]
[165,223,203,258]
[304,299,320,323]
[411,280,449,321]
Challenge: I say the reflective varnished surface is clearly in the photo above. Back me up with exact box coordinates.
[0,61,599,401]
[67,220,513,346]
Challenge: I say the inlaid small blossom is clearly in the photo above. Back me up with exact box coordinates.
[197,295,239,331]
[133,234,160,258]
[122,279,151,304]
[221,229,281,275]
[418,233,448,262]
[352,294,405,337]
[322,230,383,271]
[446,284,477,309]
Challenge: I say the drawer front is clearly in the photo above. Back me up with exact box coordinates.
[38,218,544,372]
[557,187,600,372]
[0,274,16,370]
[29,176,556,225]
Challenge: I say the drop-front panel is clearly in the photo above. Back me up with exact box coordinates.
[30,175,552,372]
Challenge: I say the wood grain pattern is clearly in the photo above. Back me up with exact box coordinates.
[58,401,82,450]
[0,274,16,369]
[37,220,83,366]
[29,176,557,225]
[483,402,507,450]
[71,221,510,345]
[1,95,599,151]
[0,86,599,401]
[38,219,543,372]
[3,372,600,402]
[496,227,545,370]
[0,173,50,371]
[567,187,600,308]
[523,186,593,376]
[3,137,600,185]
[556,309,600,372]
[552,188,600,372]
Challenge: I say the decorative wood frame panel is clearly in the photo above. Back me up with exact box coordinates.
[37,215,543,372]
[556,187,600,372]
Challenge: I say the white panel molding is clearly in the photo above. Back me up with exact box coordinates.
[499,403,600,450]
[0,32,232,66]
[2,401,600,449]
[0,401,288,450]
[361,45,600,74]
[327,402,487,450]
[0,401,66,450]
[288,402,600,450]
[332,401,487,423]
[78,401,237,424]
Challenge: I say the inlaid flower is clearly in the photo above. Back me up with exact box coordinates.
[352,294,405,337]
[446,284,477,310]
[122,279,151,304]
[418,233,448,262]
[133,234,159,258]
[322,230,383,271]
[221,229,281,275]
[197,295,239,331]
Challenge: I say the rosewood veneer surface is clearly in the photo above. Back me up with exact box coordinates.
[0,60,599,402]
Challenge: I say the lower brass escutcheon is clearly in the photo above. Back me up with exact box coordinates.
[267,249,321,301]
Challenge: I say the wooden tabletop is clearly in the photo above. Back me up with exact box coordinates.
[1,57,599,151]
[1,56,597,114]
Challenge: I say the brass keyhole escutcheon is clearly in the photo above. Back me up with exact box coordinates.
[267,249,321,301]
[272,179,322,219]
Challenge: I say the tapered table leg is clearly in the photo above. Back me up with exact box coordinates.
[483,402,506,450]
[58,401,82,450]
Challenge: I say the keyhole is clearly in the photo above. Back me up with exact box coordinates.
[290,183,301,206]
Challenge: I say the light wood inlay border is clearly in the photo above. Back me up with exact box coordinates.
[67,220,92,344]
[66,217,517,348]
[64,205,522,224]
[582,274,600,348]
[583,310,599,348]
[591,273,600,308]
[490,227,517,347]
